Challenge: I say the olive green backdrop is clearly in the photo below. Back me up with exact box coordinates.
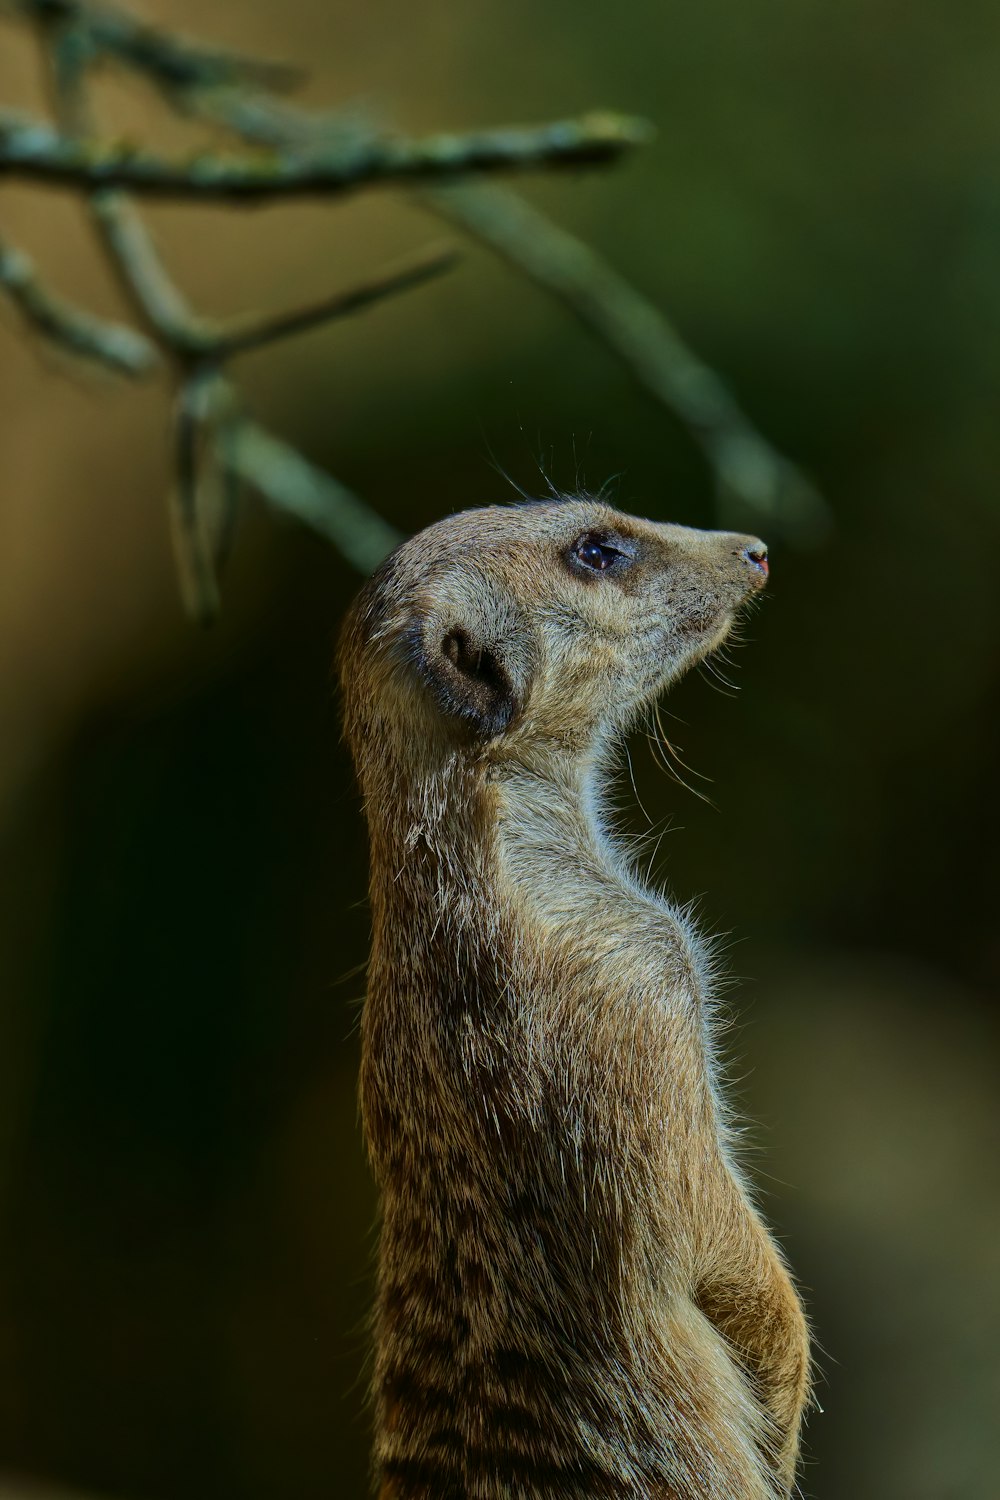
[1,2,998,1498]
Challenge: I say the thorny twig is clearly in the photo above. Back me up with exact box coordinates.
[0,110,652,199]
[0,232,155,373]
[0,0,825,620]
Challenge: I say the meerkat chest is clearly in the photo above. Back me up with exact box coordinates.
[495,827,713,1021]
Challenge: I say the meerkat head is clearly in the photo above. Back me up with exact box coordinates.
[341,498,767,771]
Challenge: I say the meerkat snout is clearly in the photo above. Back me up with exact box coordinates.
[742,539,769,577]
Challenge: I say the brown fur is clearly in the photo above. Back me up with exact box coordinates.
[338,499,810,1500]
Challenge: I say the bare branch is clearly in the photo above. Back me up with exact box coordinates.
[175,88,375,153]
[83,188,459,366]
[42,14,210,352]
[7,0,301,93]
[93,190,213,346]
[208,420,244,575]
[0,233,156,373]
[423,182,830,539]
[212,242,459,362]
[170,368,238,623]
[219,420,402,574]
[27,10,418,611]
[0,110,653,200]
[42,29,460,368]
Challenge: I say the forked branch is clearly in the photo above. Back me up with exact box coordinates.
[0,0,824,623]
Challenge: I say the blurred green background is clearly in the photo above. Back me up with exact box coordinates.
[1,2,999,1498]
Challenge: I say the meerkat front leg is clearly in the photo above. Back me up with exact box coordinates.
[695,1175,811,1492]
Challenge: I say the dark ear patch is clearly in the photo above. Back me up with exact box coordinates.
[423,623,517,738]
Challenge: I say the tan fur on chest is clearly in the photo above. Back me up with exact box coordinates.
[340,498,810,1500]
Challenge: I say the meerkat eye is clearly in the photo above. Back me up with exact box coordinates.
[570,533,633,574]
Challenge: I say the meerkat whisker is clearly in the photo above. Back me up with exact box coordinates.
[649,700,716,806]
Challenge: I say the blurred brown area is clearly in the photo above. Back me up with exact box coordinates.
[1,2,999,1497]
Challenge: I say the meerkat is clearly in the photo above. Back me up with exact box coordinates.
[339,498,810,1500]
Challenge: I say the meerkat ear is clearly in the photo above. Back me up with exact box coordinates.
[417,604,525,739]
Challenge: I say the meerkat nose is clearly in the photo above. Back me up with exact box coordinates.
[743,541,769,577]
